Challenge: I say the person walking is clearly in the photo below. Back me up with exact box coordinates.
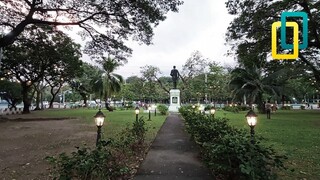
[265,100,272,119]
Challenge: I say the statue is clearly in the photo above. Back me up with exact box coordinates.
[170,66,180,89]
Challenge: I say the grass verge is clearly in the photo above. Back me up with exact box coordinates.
[36,108,166,144]
[214,109,320,179]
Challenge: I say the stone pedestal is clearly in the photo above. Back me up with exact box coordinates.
[168,89,181,112]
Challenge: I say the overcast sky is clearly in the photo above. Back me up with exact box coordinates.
[71,0,235,78]
[113,0,236,78]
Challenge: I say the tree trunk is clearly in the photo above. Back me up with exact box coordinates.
[40,92,44,109]
[34,90,41,110]
[22,85,31,114]
[256,92,265,114]
[49,85,61,108]
[80,92,87,107]
[49,98,54,109]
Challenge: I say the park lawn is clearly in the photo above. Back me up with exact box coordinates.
[35,108,167,144]
[214,109,320,179]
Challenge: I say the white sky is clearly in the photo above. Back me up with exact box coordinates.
[78,0,236,78]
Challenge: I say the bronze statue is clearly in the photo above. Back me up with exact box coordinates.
[170,66,180,89]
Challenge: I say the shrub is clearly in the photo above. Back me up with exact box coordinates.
[280,105,292,110]
[204,105,213,111]
[127,101,134,109]
[45,141,129,179]
[157,104,168,115]
[179,106,287,179]
[132,117,147,145]
[222,105,251,113]
[222,106,239,113]
[46,117,148,179]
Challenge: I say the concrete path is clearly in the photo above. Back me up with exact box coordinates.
[134,114,212,180]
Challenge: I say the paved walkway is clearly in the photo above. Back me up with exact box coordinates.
[134,114,212,180]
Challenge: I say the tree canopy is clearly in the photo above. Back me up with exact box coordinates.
[0,0,183,61]
[1,25,82,113]
[225,0,320,89]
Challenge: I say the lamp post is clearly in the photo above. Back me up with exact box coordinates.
[210,107,216,119]
[245,109,257,144]
[148,105,151,121]
[94,109,105,146]
[153,104,157,116]
[135,107,140,121]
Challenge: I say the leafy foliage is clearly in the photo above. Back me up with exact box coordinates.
[157,104,168,115]
[0,80,22,108]
[1,25,82,113]
[229,63,285,113]
[225,0,320,90]
[179,106,287,179]
[46,117,148,179]
[0,0,183,61]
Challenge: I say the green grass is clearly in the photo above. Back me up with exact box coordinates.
[215,109,320,179]
[35,108,166,144]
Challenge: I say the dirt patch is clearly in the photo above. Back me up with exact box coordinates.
[0,118,96,179]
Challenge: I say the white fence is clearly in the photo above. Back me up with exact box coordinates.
[0,108,23,115]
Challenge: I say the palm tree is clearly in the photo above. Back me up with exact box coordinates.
[91,57,124,105]
[229,64,283,113]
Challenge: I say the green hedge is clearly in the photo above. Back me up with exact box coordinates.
[222,105,251,113]
[157,104,168,115]
[179,106,286,179]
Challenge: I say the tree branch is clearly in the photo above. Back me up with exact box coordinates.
[24,0,32,7]
[299,54,320,85]
[154,77,169,93]
[0,23,15,29]
[299,1,320,48]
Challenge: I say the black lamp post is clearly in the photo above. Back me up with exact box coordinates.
[153,105,157,116]
[148,106,151,121]
[210,107,216,119]
[135,107,140,121]
[245,109,257,144]
[94,109,105,146]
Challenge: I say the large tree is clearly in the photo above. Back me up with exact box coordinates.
[120,76,146,101]
[1,25,82,113]
[140,65,170,93]
[0,0,183,61]
[92,57,124,104]
[226,0,320,89]
[70,62,100,106]
[0,80,22,109]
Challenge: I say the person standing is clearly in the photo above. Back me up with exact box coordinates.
[265,100,272,119]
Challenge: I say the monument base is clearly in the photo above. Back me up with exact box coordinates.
[168,89,181,112]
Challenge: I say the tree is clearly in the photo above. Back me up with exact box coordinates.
[0,80,22,109]
[1,25,82,113]
[179,51,209,102]
[70,63,99,106]
[229,63,286,113]
[121,76,145,101]
[206,63,231,105]
[0,0,183,61]
[92,57,124,104]
[140,65,170,93]
[138,51,212,103]
[33,80,47,110]
[225,0,320,89]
